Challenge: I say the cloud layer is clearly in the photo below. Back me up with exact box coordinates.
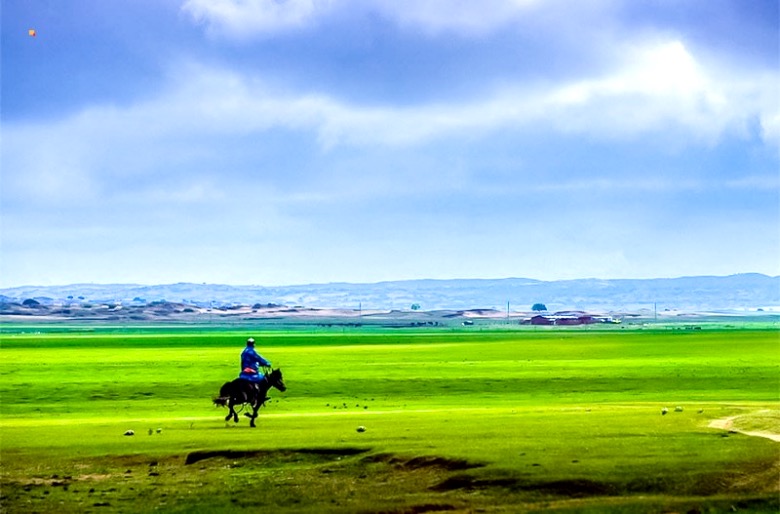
[2,0,778,287]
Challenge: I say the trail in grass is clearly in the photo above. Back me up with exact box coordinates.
[708,410,780,442]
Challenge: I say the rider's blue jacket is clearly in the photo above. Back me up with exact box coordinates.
[239,345,271,382]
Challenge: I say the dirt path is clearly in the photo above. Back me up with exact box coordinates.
[708,411,780,442]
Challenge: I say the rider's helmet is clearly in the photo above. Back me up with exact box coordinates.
[247,337,255,346]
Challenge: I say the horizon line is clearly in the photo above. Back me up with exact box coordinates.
[0,272,776,291]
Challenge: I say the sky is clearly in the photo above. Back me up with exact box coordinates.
[1,0,778,288]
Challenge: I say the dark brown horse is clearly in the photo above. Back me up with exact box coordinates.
[213,368,286,427]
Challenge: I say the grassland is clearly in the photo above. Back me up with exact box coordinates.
[1,327,778,513]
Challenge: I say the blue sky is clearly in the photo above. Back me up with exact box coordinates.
[2,0,778,287]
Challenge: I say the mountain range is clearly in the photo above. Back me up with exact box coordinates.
[1,274,778,312]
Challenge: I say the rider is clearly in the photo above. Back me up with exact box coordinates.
[240,337,271,381]
[239,338,272,400]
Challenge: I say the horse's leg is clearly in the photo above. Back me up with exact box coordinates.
[227,399,239,423]
[248,386,263,428]
[244,385,256,428]
[224,401,233,422]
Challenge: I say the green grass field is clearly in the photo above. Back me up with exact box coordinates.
[1,328,778,513]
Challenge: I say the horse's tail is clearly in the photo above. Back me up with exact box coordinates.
[213,381,232,407]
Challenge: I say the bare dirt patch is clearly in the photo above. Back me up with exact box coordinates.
[184,447,370,465]
[430,474,617,498]
[361,453,485,472]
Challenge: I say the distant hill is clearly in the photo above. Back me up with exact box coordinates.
[1,274,778,312]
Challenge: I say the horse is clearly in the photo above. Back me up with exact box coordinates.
[213,368,286,428]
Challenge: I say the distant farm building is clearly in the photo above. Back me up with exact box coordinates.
[528,315,554,325]
[522,311,619,326]
[555,315,595,326]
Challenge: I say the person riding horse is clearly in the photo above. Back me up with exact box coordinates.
[213,337,285,428]
[240,337,272,390]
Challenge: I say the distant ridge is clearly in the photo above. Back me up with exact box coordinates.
[1,274,778,311]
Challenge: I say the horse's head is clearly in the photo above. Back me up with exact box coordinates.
[267,368,286,392]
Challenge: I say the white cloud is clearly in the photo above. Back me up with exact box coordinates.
[761,110,780,146]
[531,50,761,140]
[553,41,707,103]
[367,0,544,35]
[4,39,776,209]
[3,122,100,205]
[318,40,777,147]
[180,0,551,37]
[182,0,329,36]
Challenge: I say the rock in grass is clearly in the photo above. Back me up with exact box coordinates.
[661,408,668,415]
[674,406,684,412]
[356,426,366,433]
[124,430,135,436]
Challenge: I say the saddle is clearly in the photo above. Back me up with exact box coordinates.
[239,379,271,404]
